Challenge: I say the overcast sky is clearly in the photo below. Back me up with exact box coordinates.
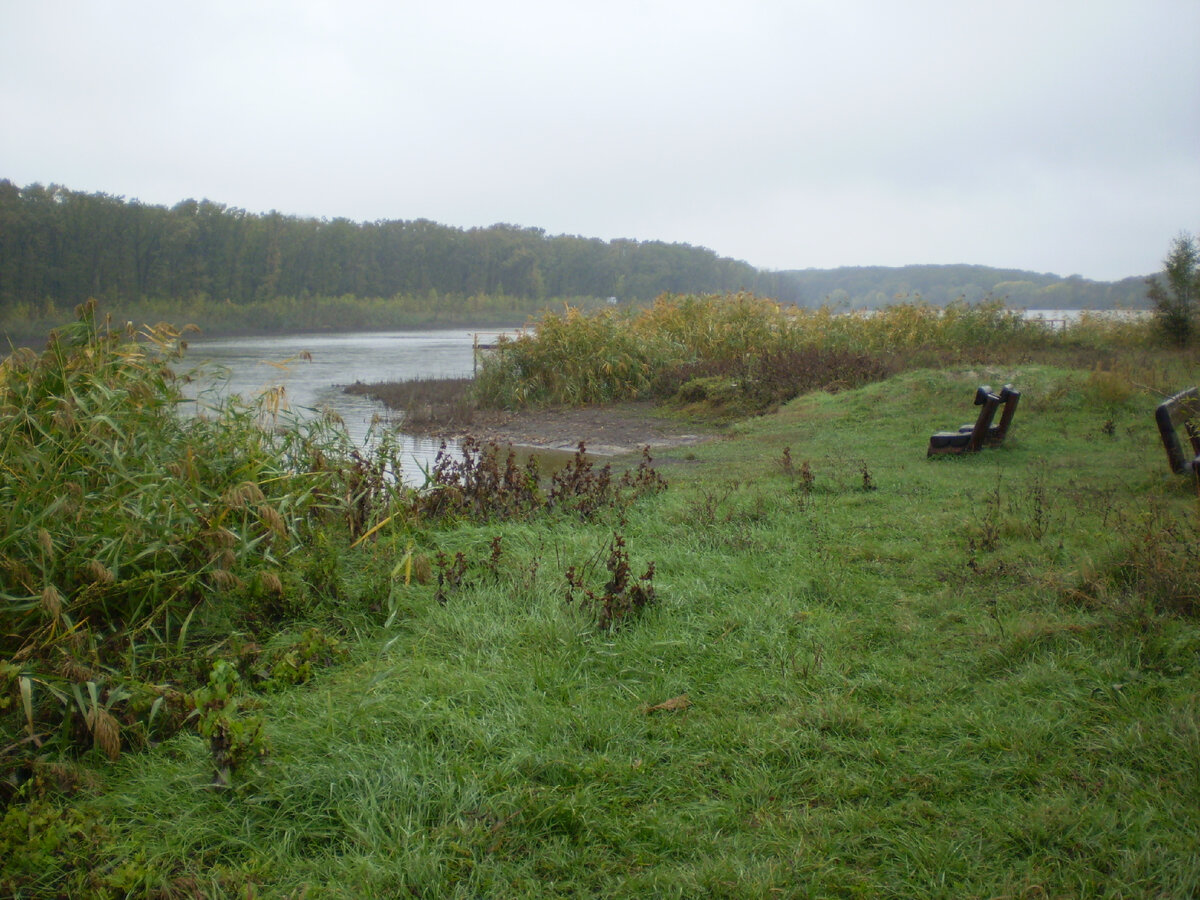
[2,1,1197,282]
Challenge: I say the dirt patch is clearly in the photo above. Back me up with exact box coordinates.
[417,401,720,458]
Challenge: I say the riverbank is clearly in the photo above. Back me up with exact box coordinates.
[420,400,721,457]
[344,376,722,457]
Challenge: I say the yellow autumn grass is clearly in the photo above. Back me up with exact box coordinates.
[475,292,1152,409]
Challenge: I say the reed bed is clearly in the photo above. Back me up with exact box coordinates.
[344,376,476,429]
[0,302,407,778]
[473,292,1157,410]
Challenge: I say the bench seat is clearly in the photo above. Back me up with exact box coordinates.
[928,386,1002,457]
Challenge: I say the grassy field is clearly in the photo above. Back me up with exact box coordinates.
[3,300,1199,897]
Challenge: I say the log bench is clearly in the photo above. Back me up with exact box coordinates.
[1155,387,1200,477]
[927,384,1020,457]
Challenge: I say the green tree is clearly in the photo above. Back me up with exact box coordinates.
[1146,232,1199,346]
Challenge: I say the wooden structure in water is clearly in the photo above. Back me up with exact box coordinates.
[471,329,528,375]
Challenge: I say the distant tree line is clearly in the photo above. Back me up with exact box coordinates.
[0,179,1151,323]
[777,264,1150,311]
[0,181,775,312]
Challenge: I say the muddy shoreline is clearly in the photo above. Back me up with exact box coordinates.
[409,401,720,458]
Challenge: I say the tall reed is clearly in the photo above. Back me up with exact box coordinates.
[473,293,1160,410]
[0,301,399,764]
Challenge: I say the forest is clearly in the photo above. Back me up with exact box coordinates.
[0,181,769,310]
[0,179,1149,331]
[780,263,1149,310]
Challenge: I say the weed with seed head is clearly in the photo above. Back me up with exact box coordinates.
[564,533,656,630]
[799,460,815,492]
[433,550,470,605]
[860,462,877,492]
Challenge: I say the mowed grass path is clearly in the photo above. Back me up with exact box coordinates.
[96,365,1200,898]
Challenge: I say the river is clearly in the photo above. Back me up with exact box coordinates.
[181,328,497,481]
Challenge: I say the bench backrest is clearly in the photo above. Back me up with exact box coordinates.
[965,385,1002,453]
[1155,388,1200,474]
[989,384,1020,446]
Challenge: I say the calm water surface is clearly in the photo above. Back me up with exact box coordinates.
[182,329,490,479]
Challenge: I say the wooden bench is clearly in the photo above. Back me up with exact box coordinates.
[927,384,1020,457]
[1155,388,1200,476]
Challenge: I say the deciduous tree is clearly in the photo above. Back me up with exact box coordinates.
[1146,232,1199,346]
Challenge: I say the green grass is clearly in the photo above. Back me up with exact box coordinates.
[13,358,1199,897]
